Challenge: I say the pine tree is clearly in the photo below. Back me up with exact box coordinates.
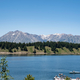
[44,48,46,53]
[24,46,28,51]
[33,50,36,53]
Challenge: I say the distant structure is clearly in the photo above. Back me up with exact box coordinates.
[54,73,80,80]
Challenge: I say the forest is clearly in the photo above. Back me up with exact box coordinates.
[0,41,80,54]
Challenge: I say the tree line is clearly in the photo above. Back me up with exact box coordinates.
[0,41,80,53]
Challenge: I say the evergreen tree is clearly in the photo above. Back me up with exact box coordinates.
[24,46,28,51]
[44,49,46,53]
[21,47,24,51]
[9,48,13,52]
[33,50,36,54]
[14,50,16,52]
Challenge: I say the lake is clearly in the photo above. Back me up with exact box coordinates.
[0,55,80,80]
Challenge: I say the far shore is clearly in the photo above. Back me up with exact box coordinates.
[0,52,80,56]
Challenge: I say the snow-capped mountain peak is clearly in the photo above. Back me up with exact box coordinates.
[0,30,80,43]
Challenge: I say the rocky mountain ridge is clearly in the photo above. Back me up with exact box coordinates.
[0,30,80,43]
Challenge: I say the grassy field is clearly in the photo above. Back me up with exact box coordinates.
[27,46,34,53]
[0,46,80,55]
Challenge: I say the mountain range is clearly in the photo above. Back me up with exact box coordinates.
[0,30,80,43]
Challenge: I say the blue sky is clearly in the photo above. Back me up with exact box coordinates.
[0,0,80,37]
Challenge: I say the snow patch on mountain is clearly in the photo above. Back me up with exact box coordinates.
[40,35,50,39]
[23,32,27,36]
[12,33,15,35]
[1,30,80,43]
[53,33,61,35]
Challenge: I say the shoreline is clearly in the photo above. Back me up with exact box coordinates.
[0,52,80,56]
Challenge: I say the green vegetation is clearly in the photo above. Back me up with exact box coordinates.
[24,74,35,80]
[28,46,34,53]
[45,46,52,54]
[65,76,70,80]
[0,41,80,55]
[33,49,36,54]
[0,57,13,80]
[0,57,35,80]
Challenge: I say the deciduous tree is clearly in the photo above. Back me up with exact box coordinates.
[0,57,13,80]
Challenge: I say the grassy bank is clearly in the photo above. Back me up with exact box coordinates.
[0,46,80,55]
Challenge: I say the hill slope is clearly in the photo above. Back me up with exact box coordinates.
[0,41,80,55]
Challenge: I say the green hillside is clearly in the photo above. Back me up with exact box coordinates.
[0,41,80,55]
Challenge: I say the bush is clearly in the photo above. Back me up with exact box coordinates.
[24,74,35,80]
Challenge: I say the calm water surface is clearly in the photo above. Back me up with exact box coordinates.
[0,55,80,80]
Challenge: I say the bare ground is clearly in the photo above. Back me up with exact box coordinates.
[0,52,80,55]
